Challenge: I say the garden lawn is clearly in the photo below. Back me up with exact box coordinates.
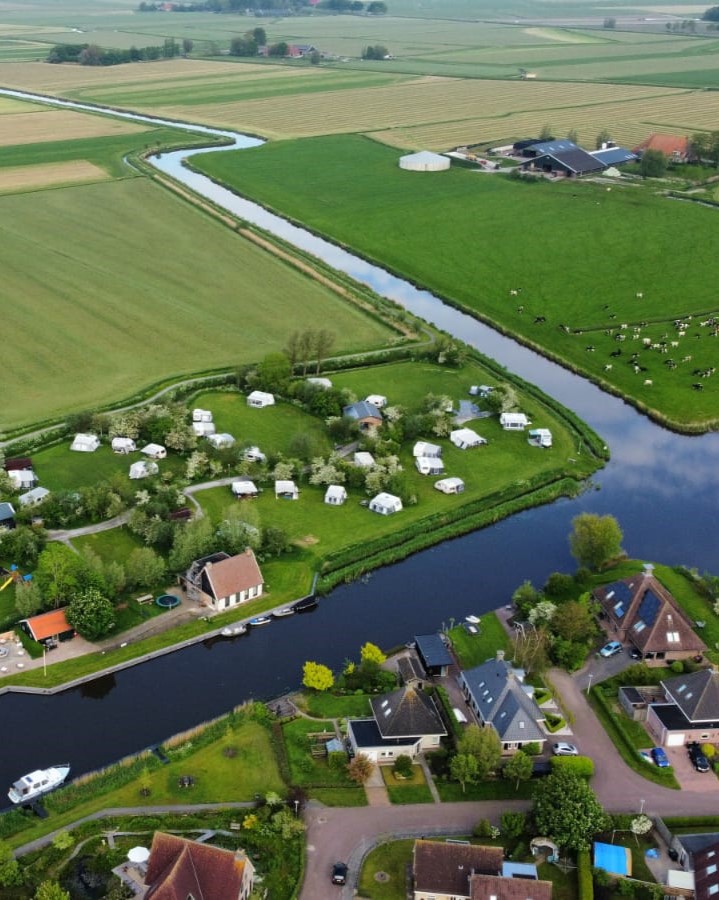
[296,691,375,718]
[436,778,536,802]
[358,838,414,900]
[382,765,434,804]
[281,717,356,788]
[448,612,511,669]
[195,134,719,429]
[71,527,144,566]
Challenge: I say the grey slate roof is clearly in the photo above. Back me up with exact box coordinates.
[343,400,383,421]
[0,502,15,522]
[526,149,605,175]
[461,658,544,742]
[414,633,452,668]
[370,685,446,739]
[663,668,719,723]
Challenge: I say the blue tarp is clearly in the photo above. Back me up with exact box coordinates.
[594,842,630,876]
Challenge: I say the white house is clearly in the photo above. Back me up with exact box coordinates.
[369,492,403,515]
[450,428,487,450]
[247,391,275,409]
[243,446,266,463]
[129,460,159,480]
[192,408,213,423]
[324,485,347,506]
[8,469,37,491]
[208,432,235,449]
[19,486,50,507]
[307,377,332,389]
[500,412,530,430]
[434,477,465,495]
[415,457,445,476]
[412,441,442,458]
[141,443,167,460]
[275,480,299,500]
[70,433,100,453]
[111,437,136,454]
[192,421,216,437]
[353,451,375,468]
[232,480,258,498]
[184,549,264,612]
[528,428,553,448]
[365,394,387,409]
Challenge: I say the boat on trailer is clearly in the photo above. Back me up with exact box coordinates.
[9,764,70,805]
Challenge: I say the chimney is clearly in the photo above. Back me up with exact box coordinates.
[496,649,505,662]
[643,563,654,579]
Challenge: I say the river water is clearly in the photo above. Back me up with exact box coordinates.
[1,89,718,791]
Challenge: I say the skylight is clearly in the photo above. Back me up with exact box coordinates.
[667,631,680,643]
[383,708,391,717]
[633,621,646,632]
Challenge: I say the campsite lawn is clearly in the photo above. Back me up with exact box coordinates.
[195,134,719,430]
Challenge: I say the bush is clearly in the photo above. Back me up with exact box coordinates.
[393,754,413,778]
[501,811,527,840]
[550,755,595,778]
[544,713,566,733]
[670,660,684,674]
[702,743,717,758]
[473,818,492,838]
[523,741,541,756]
[577,849,594,899]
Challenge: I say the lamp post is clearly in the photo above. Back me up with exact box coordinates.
[294,800,299,817]
[640,798,645,815]
[586,672,593,696]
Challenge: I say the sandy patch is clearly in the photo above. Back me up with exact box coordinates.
[296,535,319,547]
[0,109,147,146]
[0,160,109,193]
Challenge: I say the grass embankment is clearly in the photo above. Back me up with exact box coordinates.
[194,134,719,430]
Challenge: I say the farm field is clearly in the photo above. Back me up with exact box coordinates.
[194,134,719,429]
[0,175,392,430]
[0,159,109,193]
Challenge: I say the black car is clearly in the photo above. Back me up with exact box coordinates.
[332,862,348,885]
[688,742,711,773]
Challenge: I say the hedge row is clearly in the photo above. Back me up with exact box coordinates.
[577,848,594,900]
[434,684,462,741]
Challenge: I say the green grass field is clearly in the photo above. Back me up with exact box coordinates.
[0,175,391,430]
[195,135,719,429]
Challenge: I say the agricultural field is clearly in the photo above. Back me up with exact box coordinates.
[0,159,109,193]
[194,134,719,429]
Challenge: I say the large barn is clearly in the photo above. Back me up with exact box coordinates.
[520,139,604,177]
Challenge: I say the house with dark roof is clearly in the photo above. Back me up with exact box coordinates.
[414,633,453,677]
[520,140,605,177]
[458,651,546,751]
[183,549,264,612]
[693,841,719,900]
[343,399,383,431]
[0,502,16,531]
[665,829,719,892]
[593,564,705,666]
[347,684,446,764]
[590,146,637,167]
[20,608,75,646]
[646,667,719,747]
[633,133,690,162]
[144,832,254,900]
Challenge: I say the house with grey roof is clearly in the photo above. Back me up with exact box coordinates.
[0,502,16,530]
[647,668,719,747]
[458,651,546,751]
[343,400,383,431]
[347,684,446,764]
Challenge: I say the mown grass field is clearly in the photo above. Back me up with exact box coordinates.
[0,175,391,430]
[195,135,719,428]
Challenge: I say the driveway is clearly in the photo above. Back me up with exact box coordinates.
[664,745,719,793]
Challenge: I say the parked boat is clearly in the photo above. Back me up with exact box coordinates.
[9,764,70,805]
[292,597,318,613]
[465,615,481,625]
[272,607,295,618]
[249,616,271,627]
[221,625,247,637]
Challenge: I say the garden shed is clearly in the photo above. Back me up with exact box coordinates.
[141,443,167,459]
[70,433,100,453]
[414,633,452,677]
[369,492,403,515]
[399,150,450,172]
[111,437,136,454]
[324,485,347,506]
[247,391,275,408]
[275,480,299,500]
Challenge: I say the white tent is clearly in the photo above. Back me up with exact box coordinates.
[70,433,100,453]
[354,451,375,468]
[399,151,450,172]
[500,412,530,430]
[413,440,442,458]
[129,460,158,480]
[369,492,403,515]
[19,486,50,507]
[192,408,213,423]
[324,485,347,506]
[208,432,235,449]
[415,457,445,476]
[435,477,465,495]
[450,428,487,450]
[528,428,553,448]
[247,391,275,408]
[8,469,36,490]
[141,443,167,459]
[275,480,299,500]
[365,394,388,408]
[307,377,332,389]
[232,480,258,498]
[192,421,216,437]
[111,437,136,454]
[244,446,266,463]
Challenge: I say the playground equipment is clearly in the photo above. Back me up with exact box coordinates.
[0,577,13,592]
[156,594,181,609]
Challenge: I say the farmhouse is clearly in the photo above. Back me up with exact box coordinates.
[519,139,604,177]
[19,486,50,507]
[129,460,159,480]
[434,477,465,495]
[415,456,445,476]
[111,437,136,454]
[366,394,388,408]
[141,443,167,459]
[232,480,258,498]
[307,376,332,389]
[192,408,213,423]
[459,650,546,751]
[347,684,446,763]
[369,492,403,515]
[70,433,100,453]
[275,480,299,500]
[208,432,235,449]
[353,451,375,468]
[247,391,275,408]
[633,133,690,162]
[21,608,74,646]
[399,150,450,172]
[450,428,486,449]
[528,428,552,448]
[324,484,347,505]
[344,400,383,430]
[0,503,16,530]
[413,440,442,458]
[500,412,530,430]
[646,668,719,747]
[192,421,216,437]
[7,468,37,491]
[593,564,706,665]
[183,549,264,611]
[143,832,255,900]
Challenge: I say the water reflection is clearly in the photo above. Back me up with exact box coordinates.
[79,674,116,701]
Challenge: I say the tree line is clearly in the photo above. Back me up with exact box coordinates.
[138,0,387,11]
[47,38,185,66]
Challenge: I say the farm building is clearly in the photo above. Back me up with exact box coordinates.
[520,139,604,177]
[413,441,442,458]
[307,376,332,389]
[324,484,347,506]
[354,451,375,468]
[111,437,136,454]
[450,428,486,450]
[344,400,383,430]
[247,391,275,408]
[208,432,235,449]
[369,492,403,515]
[275,480,299,500]
[192,408,213,423]
[19,486,50,507]
[184,549,264,612]
[244,446,266,463]
[500,412,530,430]
[633,133,690,162]
[434,477,465,495]
[0,503,16,530]
[232,480,258,498]
[129,460,159,480]
[8,469,37,491]
[399,151,450,172]
[590,145,637,167]
[528,428,552,448]
[365,394,388,408]
[20,608,74,645]
[70,433,100,453]
[192,421,216,437]
[141,443,167,460]
[415,456,445,476]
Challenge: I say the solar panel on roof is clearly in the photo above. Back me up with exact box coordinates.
[637,589,662,627]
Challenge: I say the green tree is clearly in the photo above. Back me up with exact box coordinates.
[15,580,43,618]
[503,750,533,790]
[566,128,579,144]
[362,44,389,59]
[182,38,193,56]
[533,768,609,851]
[35,543,86,608]
[125,547,166,590]
[347,753,374,784]
[552,599,595,643]
[51,831,74,851]
[595,128,611,149]
[0,840,22,887]
[569,513,623,571]
[35,883,70,900]
[168,517,215,572]
[268,41,289,57]
[512,579,540,618]
[539,123,553,140]
[252,27,267,45]
[313,329,335,374]
[309,49,321,65]
[360,642,386,665]
[450,753,479,792]
[66,587,115,641]
[393,754,413,778]
[458,724,501,779]
[367,0,387,11]
[639,149,667,178]
[302,660,334,691]
[257,351,291,393]
[0,525,45,568]
[501,810,527,838]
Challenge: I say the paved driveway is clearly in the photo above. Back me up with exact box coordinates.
[665,745,719,792]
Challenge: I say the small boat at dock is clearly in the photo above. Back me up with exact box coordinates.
[272,607,295,618]
[221,625,247,637]
[9,764,70,805]
[249,616,271,627]
[292,597,318,613]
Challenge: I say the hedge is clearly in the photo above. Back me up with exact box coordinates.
[577,848,594,900]
[550,755,594,778]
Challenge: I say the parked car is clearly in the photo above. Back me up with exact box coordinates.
[687,742,711,773]
[552,742,578,756]
[629,647,642,660]
[332,862,348,885]
[599,640,623,658]
[651,747,670,767]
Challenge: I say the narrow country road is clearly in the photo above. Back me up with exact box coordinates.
[46,510,132,543]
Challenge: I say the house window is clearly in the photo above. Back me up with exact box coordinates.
[633,621,646,632]
[667,632,680,643]
[707,864,718,875]
[702,734,710,740]
[708,884,718,895]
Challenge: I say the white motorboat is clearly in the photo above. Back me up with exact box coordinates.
[9,764,70,805]
[272,607,295,618]
[465,615,481,625]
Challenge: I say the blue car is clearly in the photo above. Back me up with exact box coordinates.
[599,640,622,658]
[651,747,670,768]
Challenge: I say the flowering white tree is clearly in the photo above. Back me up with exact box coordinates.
[309,456,345,486]
[185,451,209,481]
[273,460,295,481]
[528,599,557,627]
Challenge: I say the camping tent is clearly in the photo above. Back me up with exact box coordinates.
[70,433,100,453]
[129,461,159,480]
[369,492,403,515]
[275,480,299,500]
[324,485,347,506]
[450,428,486,450]
[247,391,275,408]
[232,480,258,498]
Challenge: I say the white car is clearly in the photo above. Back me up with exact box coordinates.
[552,742,578,756]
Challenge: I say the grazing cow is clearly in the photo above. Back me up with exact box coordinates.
[693,383,704,391]
[636,292,644,299]
[534,316,546,324]
[604,364,612,371]
[517,306,524,313]
[586,345,595,352]
[611,349,622,358]
[643,379,652,386]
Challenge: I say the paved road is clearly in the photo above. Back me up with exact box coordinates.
[46,510,132,544]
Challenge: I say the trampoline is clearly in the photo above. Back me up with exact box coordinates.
[594,842,631,877]
[156,594,181,609]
